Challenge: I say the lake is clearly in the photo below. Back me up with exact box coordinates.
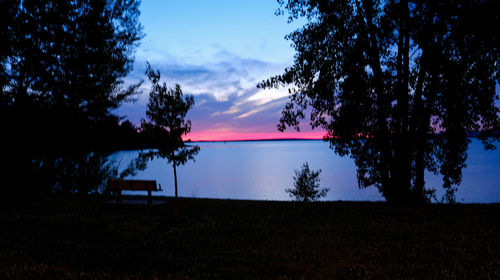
[111,139,500,203]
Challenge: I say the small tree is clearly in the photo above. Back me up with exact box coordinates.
[286,162,329,202]
[140,63,200,198]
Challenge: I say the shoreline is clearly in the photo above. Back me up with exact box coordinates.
[110,194,500,205]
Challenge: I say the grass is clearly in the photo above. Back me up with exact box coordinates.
[0,195,499,279]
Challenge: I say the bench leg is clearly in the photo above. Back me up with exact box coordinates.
[117,190,122,204]
[148,190,152,205]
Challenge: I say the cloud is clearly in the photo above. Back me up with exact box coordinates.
[130,47,287,97]
[118,47,321,140]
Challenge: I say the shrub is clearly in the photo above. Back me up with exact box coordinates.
[286,162,329,202]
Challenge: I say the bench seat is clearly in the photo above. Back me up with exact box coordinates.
[108,179,161,204]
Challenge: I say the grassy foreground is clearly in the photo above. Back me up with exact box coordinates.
[0,195,499,279]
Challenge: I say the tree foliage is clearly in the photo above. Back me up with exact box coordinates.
[0,0,143,194]
[139,63,200,198]
[286,162,329,202]
[261,0,500,203]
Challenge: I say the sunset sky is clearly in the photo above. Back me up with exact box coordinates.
[118,0,325,141]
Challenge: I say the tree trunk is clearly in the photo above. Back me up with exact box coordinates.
[361,0,392,199]
[412,9,435,203]
[392,0,411,202]
[414,51,428,202]
[173,160,178,198]
[402,0,410,197]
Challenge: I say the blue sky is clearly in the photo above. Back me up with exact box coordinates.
[118,0,324,140]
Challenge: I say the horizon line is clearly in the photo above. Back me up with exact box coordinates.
[185,137,325,143]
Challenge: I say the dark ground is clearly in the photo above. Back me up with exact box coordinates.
[0,195,499,279]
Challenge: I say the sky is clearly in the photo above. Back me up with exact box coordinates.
[118,0,326,141]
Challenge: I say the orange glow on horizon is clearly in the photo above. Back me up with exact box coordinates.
[184,130,326,142]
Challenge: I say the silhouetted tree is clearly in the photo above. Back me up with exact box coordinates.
[0,0,17,95]
[0,0,143,194]
[53,152,118,194]
[98,119,144,151]
[260,0,500,203]
[140,63,200,198]
[286,162,329,202]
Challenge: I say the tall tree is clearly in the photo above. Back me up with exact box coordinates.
[1,0,143,194]
[0,0,17,94]
[140,63,200,198]
[260,0,500,203]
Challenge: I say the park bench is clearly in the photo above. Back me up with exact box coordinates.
[108,179,162,205]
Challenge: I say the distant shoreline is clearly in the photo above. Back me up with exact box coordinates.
[185,134,497,143]
[187,138,324,143]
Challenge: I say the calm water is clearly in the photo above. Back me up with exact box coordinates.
[111,139,500,203]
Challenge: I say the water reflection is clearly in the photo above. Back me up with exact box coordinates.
[111,139,500,203]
